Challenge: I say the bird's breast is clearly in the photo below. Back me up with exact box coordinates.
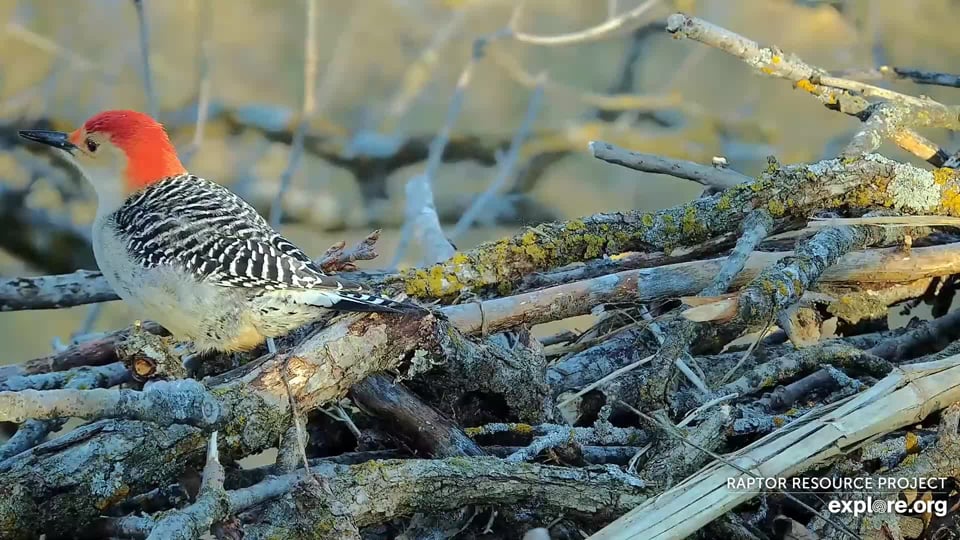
[92,217,233,340]
[92,219,147,306]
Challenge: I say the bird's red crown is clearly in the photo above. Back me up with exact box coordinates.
[71,110,186,192]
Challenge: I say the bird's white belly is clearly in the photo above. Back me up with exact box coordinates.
[92,225,227,343]
[90,218,328,352]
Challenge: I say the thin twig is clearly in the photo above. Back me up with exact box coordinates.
[269,120,309,229]
[391,32,502,267]
[269,3,356,231]
[420,55,477,179]
[664,13,960,161]
[509,0,661,46]
[300,0,320,119]
[488,46,681,112]
[450,79,545,240]
[269,0,320,229]
[503,423,650,463]
[402,173,457,266]
[72,304,104,340]
[132,0,158,118]
[674,355,709,394]
[557,353,655,409]
[589,141,750,190]
[607,0,619,19]
[720,318,774,384]
[146,432,227,540]
[280,358,313,478]
[4,21,99,73]
[818,75,944,108]
[677,393,737,428]
[179,0,213,164]
[885,66,960,88]
[314,230,382,272]
[381,7,469,132]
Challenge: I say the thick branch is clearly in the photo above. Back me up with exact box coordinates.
[0,313,434,536]
[0,307,570,536]
[0,270,116,311]
[10,238,960,389]
[245,457,647,538]
[639,209,773,417]
[732,224,917,325]
[0,379,221,427]
[350,374,485,457]
[0,362,128,392]
[102,456,648,539]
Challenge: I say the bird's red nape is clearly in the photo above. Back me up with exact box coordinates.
[72,110,186,192]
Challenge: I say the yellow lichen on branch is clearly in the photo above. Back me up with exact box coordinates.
[794,79,819,95]
[393,152,960,301]
[933,167,960,215]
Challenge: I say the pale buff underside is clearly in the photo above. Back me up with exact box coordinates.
[92,216,334,352]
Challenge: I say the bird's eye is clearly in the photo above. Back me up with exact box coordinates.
[85,138,99,153]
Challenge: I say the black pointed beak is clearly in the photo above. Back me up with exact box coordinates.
[18,129,77,155]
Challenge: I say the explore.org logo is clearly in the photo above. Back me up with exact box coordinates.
[826,497,948,518]
[726,475,952,518]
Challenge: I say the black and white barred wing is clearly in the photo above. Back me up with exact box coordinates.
[114,175,407,312]
[192,235,406,312]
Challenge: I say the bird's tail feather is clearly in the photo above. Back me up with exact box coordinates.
[328,290,423,314]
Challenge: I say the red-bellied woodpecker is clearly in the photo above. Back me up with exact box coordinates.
[20,110,417,353]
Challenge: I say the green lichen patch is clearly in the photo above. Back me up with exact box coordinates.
[403,219,633,299]
[827,293,887,325]
[766,199,785,217]
[887,162,939,212]
[679,206,704,237]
